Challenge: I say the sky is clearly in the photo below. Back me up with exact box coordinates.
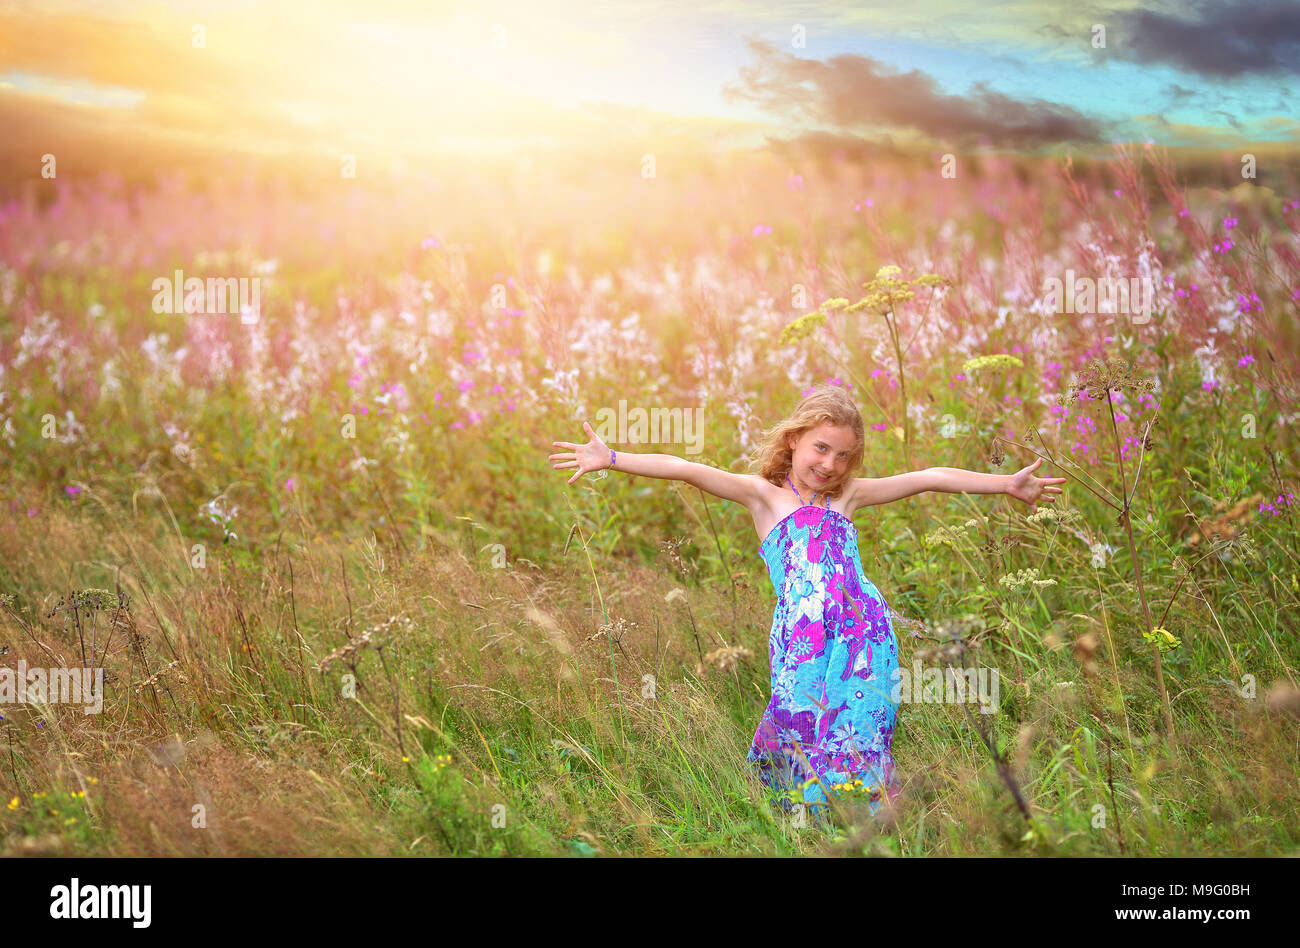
[0,0,1297,169]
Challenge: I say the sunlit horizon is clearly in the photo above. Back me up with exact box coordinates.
[1,0,1296,172]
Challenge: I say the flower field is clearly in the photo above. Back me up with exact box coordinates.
[1,142,1297,855]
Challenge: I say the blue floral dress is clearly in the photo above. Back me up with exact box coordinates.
[746,476,901,818]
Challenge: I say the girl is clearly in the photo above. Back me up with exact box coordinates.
[548,384,1065,822]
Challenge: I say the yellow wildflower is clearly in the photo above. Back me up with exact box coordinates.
[963,354,1024,374]
[845,292,885,313]
[778,311,828,346]
[1144,627,1181,651]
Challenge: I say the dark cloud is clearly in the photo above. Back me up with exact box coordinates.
[988,54,1031,72]
[1213,109,1243,129]
[1112,0,1300,78]
[721,39,1109,149]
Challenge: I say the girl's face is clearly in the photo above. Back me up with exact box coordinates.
[787,424,855,496]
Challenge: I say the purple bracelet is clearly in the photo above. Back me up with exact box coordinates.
[609,449,616,470]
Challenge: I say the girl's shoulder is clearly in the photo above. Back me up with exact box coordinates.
[751,474,853,510]
[750,476,854,546]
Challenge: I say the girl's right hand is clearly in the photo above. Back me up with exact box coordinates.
[549,421,611,485]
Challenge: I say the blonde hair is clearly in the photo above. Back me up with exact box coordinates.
[745,384,865,500]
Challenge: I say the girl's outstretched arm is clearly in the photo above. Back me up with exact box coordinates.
[853,459,1065,512]
[549,421,759,508]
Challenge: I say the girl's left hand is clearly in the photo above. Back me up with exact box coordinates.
[1006,458,1066,512]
